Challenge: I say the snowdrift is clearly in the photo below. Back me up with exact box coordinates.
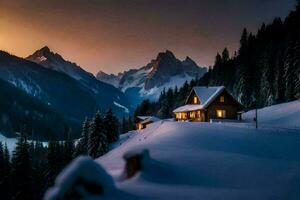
[95,119,300,199]
[242,100,300,129]
[45,101,300,199]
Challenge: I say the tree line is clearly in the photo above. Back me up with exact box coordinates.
[200,2,300,108]
[134,2,300,118]
[0,108,121,200]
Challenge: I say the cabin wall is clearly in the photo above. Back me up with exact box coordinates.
[174,110,205,121]
[206,90,242,121]
[186,90,200,104]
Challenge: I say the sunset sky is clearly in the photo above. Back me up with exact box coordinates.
[0,0,296,74]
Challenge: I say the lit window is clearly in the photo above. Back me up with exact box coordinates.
[193,96,198,104]
[190,111,195,118]
[216,110,226,118]
[138,123,143,130]
[220,96,225,103]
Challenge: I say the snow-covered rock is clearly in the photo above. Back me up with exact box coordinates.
[44,156,135,200]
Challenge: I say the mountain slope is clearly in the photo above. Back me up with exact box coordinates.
[97,50,207,104]
[0,51,97,120]
[94,100,300,199]
[0,51,133,138]
[0,78,71,140]
[95,120,300,199]
[26,47,132,116]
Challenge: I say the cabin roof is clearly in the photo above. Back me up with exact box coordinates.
[137,116,152,120]
[186,86,225,107]
[173,104,204,113]
[140,116,160,125]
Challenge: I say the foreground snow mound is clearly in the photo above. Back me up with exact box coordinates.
[44,156,135,200]
[97,121,300,200]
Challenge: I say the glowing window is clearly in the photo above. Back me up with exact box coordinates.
[193,96,198,104]
[220,96,225,103]
[138,123,143,130]
[190,111,195,118]
[216,110,226,118]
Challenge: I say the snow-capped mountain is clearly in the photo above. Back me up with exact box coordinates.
[0,50,132,138]
[26,46,132,116]
[96,71,123,88]
[27,46,95,82]
[97,50,207,105]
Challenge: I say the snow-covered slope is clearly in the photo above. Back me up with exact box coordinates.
[97,50,207,105]
[48,101,300,199]
[242,100,300,129]
[94,119,300,199]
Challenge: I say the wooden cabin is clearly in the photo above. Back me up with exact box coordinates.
[173,86,243,122]
[136,116,160,130]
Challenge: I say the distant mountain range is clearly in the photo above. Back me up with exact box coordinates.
[0,48,132,139]
[0,47,206,139]
[26,46,132,115]
[97,50,207,105]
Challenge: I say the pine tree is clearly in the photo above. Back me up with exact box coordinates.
[127,116,135,131]
[0,141,4,176]
[104,108,120,143]
[11,133,33,200]
[0,142,5,194]
[63,131,75,165]
[74,118,90,156]
[31,141,47,199]
[0,142,12,199]
[88,111,108,158]
[121,116,129,133]
[45,141,64,187]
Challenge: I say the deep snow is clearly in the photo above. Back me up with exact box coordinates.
[242,100,300,129]
[93,101,300,199]
[16,100,300,199]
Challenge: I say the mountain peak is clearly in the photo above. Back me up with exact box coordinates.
[156,50,176,60]
[26,46,54,64]
[39,46,51,53]
[185,56,192,61]
[183,56,196,65]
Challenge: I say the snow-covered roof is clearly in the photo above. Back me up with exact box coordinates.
[137,116,151,120]
[173,104,203,113]
[191,86,225,108]
[140,116,160,125]
[173,86,225,113]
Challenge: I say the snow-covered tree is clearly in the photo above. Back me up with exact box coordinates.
[88,111,108,158]
[104,108,119,143]
[74,118,90,156]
